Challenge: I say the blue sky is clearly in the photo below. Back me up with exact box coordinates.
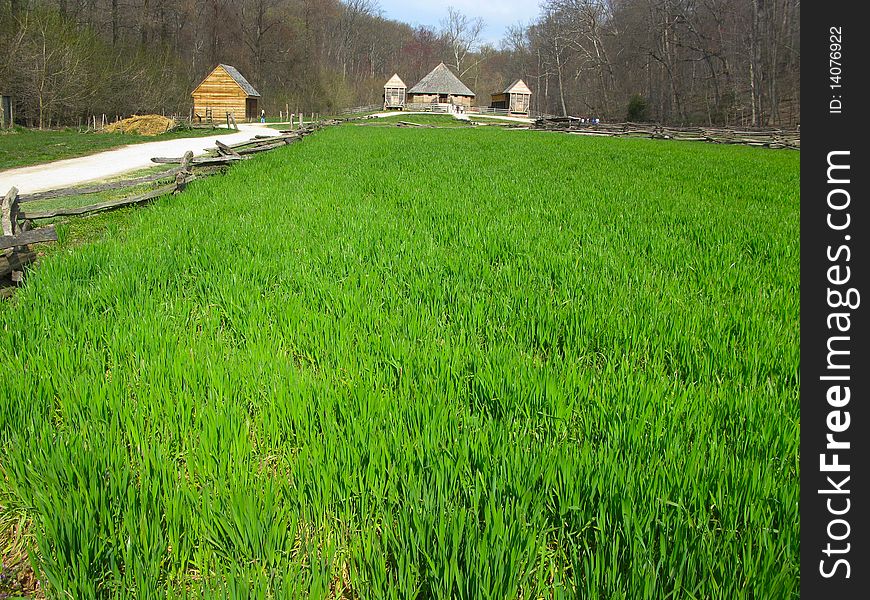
[376,1,542,46]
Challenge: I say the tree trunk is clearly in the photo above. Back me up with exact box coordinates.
[554,37,568,117]
[749,0,762,126]
[141,0,151,46]
[112,0,119,46]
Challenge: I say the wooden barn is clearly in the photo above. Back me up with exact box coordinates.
[491,79,532,115]
[383,74,407,110]
[407,63,475,107]
[191,64,261,122]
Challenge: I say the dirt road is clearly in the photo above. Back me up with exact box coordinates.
[0,123,277,195]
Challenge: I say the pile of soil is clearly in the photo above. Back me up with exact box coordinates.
[103,114,175,136]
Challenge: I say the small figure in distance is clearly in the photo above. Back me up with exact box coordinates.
[260,109,266,123]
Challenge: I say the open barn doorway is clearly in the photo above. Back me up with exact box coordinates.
[246,99,258,122]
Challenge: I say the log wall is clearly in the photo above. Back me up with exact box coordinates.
[408,94,473,107]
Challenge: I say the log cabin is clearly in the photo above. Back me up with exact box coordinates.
[191,64,261,123]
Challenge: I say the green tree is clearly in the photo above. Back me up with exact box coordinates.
[626,94,650,122]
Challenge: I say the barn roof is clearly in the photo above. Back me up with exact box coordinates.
[218,64,261,97]
[408,63,475,97]
[384,74,406,88]
[504,79,532,95]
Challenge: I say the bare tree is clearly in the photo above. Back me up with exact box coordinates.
[440,6,485,76]
[335,0,380,80]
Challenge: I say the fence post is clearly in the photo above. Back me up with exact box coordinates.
[175,151,194,193]
[1,187,25,282]
[1,187,17,238]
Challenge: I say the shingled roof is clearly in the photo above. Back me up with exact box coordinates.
[218,64,261,97]
[408,63,475,97]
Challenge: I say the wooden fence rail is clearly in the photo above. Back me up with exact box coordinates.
[2,124,325,287]
[18,183,181,220]
[533,118,800,149]
[18,167,183,203]
[151,155,245,166]
[339,104,381,115]
[1,225,58,250]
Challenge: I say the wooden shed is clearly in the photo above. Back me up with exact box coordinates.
[383,74,407,110]
[491,79,532,115]
[191,64,261,123]
[407,63,475,107]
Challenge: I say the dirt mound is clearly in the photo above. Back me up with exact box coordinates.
[104,114,176,136]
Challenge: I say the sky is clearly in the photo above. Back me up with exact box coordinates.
[375,1,542,47]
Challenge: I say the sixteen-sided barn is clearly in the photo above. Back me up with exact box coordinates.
[406,63,475,108]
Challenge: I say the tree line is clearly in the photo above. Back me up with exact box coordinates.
[505,0,800,126]
[0,1,799,128]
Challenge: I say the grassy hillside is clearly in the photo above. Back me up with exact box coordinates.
[0,126,800,598]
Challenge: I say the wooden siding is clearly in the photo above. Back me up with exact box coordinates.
[491,92,529,113]
[504,79,532,95]
[509,93,530,113]
[192,66,253,120]
[408,93,472,107]
[384,87,406,108]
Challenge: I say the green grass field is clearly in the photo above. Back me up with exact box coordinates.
[0,126,799,598]
[0,126,225,170]
[364,114,473,126]
[267,114,470,132]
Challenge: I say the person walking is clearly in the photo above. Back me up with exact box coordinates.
[260,109,266,124]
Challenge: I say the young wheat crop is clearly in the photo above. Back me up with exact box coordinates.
[0,126,799,598]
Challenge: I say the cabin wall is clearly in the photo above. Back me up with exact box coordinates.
[192,94,247,120]
[408,93,473,106]
[409,93,437,104]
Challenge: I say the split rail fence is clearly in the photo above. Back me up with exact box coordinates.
[2,124,327,285]
[533,118,800,149]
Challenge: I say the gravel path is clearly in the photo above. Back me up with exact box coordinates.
[0,123,277,195]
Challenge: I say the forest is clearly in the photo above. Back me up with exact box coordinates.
[0,0,800,128]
